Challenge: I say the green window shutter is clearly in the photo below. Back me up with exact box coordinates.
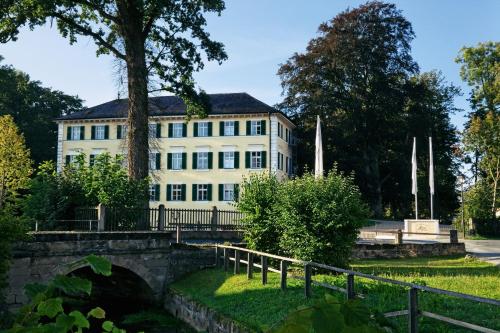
[207,184,212,201]
[91,126,96,140]
[261,120,266,135]
[104,125,109,139]
[193,123,199,137]
[261,151,267,168]
[156,123,161,138]
[181,184,186,201]
[208,152,213,169]
[192,184,197,201]
[234,152,240,169]
[65,155,71,165]
[155,153,161,170]
[219,121,225,136]
[246,121,251,135]
[166,185,172,201]
[234,184,240,202]
[168,123,173,138]
[117,125,122,139]
[182,123,187,137]
[234,121,239,136]
[182,153,187,169]
[155,184,160,201]
[192,152,198,169]
[67,127,72,140]
[80,126,85,140]
[218,152,224,169]
[167,153,173,169]
[218,184,224,201]
[208,122,213,136]
[245,152,250,168]
[89,155,95,166]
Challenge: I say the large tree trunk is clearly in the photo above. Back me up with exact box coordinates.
[116,1,149,181]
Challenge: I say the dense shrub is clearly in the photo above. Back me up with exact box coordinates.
[236,173,282,254]
[237,170,368,268]
[473,218,500,237]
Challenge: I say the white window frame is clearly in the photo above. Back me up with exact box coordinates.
[251,151,262,169]
[172,123,183,138]
[149,185,158,202]
[223,151,235,169]
[197,151,209,170]
[224,121,235,136]
[197,184,208,201]
[148,123,157,138]
[250,120,261,136]
[149,153,158,170]
[171,184,183,201]
[198,122,209,137]
[95,125,106,140]
[172,152,183,170]
[67,155,78,164]
[70,126,81,141]
[223,184,235,201]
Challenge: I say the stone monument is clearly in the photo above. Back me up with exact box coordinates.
[404,219,440,239]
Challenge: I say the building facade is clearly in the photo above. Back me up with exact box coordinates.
[56,93,295,210]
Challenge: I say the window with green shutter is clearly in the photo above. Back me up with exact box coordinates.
[208,122,213,136]
[208,152,213,169]
[166,184,172,201]
[117,125,122,139]
[167,153,173,169]
[207,184,212,201]
[234,121,240,136]
[182,153,187,169]
[192,184,197,201]
[246,121,251,135]
[245,152,250,168]
[80,126,85,140]
[219,121,225,136]
[156,153,161,170]
[193,123,199,137]
[234,151,240,169]
[218,152,224,169]
[261,120,266,135]
[192,152,198,169]
[168,123,173,138]
[65,155,71,166]
[66,127,72,140]
[182,123,187,137]
[89,155,95,166]
[104,125,109,139]
[181,184,186,201]
[261,151,267,168]
[218,184,224,201]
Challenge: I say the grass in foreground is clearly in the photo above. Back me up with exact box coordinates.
[171,256,500,333]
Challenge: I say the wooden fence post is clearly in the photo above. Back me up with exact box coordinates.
[176,225,181,243]
[158,204,165,231]
[247,253,254,279]
[449,229,458,243]
[304,264,312,298]
[223,248,229,272]
[408,287,419,333]
[347,274,355,300]
[234,250,240,274]
[280,260,288,291]
[215,246,220,267]
[211,206,218,231]
[97,204,106,232]
[261,256,268,285]
[395,229,403,244]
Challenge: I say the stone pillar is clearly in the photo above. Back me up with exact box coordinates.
[449,229,458,243]
[97,204,106,232]
[395,229,403,244]
[158,204,165,231]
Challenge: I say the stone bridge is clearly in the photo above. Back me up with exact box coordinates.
[6,231,219,310]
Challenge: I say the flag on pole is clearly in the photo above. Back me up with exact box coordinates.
[429,137,434,195]
[314,115,323,179]
[411,137,418,195]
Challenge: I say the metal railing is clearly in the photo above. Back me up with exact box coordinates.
[215,244,500,333]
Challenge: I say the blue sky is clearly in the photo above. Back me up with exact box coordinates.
[1,0,499,129]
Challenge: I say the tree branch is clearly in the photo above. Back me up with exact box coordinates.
[72,0,120,24]
[53,13,126,60]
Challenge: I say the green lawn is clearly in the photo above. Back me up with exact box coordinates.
[170,256,500,333]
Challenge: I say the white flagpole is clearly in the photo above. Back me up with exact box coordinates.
[429,137,435,220]
[314,115,324,179]
[412,137,418,219]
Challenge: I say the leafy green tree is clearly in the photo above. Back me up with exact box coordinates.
[0,1,227,181]
[456,41,499,117]
[237,171,368,268]
[278,1,417,217]
[236,173,282,255]
[277,171,368,268]
[0,115,32,209]
[0,57,83,165]
[464,112,500,216]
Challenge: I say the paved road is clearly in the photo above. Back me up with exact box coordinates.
[464,240,500,266]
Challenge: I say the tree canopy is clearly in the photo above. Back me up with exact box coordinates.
[0,0,227,181]
[0,115,32,209]
[0,56,83,165]
[278,1,460,219]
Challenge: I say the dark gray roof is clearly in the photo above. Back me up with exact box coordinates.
[57,93,292,123]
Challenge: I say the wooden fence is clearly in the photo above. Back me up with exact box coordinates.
[215,244,500,333]
[45,206,244,232]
